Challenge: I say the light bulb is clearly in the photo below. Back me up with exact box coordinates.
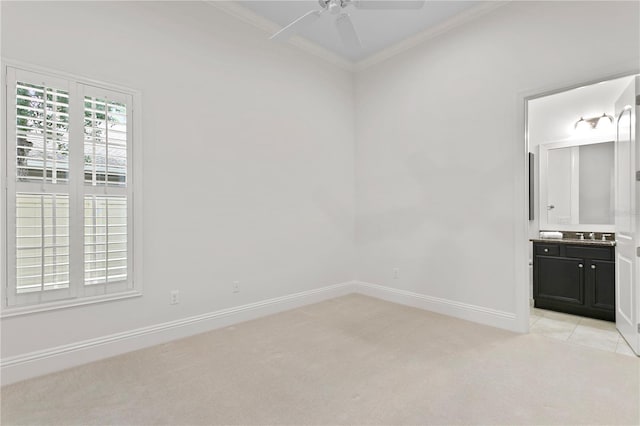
[596,114,613,130]
[574,117,590,133]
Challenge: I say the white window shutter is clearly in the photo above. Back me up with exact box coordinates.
[5,67,136,308]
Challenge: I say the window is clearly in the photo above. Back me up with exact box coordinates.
[3,65,140,312]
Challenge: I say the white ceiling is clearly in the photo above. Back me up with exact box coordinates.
[239,1,482,62]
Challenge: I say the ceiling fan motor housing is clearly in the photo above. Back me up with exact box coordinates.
[319,0,350,14]
[271,0,423,46]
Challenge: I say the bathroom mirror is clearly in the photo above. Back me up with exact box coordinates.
[539,139,615,232]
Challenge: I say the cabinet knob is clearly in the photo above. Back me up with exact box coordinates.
[578,264,583,268]
[591,264,596,269]
[544,248,549,253]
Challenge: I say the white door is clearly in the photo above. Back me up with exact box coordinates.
[615,76,640,355]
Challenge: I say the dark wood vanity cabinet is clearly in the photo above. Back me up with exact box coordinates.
[533,242,615,321]
[590,260,615,312]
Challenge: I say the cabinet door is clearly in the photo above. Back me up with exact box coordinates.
[589,260,615,311]
[535,256,584,305]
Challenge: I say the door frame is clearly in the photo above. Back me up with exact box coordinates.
[515,69,640,334]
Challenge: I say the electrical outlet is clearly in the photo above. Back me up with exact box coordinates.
[233,281,240,293]
[393,268,400,279]
[170,290,180,305]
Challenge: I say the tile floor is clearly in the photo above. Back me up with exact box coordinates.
[530,306,637,357]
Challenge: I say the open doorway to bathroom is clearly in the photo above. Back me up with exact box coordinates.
[526,75,638,357]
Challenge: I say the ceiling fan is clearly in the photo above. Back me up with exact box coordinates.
[269,0,425,49]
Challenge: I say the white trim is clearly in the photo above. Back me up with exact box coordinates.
[537,143,613,232]
[353,1,510,72]
[353,281,518,331]
[0,280,526,385]
[206,1,354,72]
[0,290,142,318]
[570,147,581,229]
[131,90,144,303]
[540,136,617,150]
[0,281,356,386]
[1,59,144,315]
[1,62,7,312]
[517,69,640,339]
[1,58,141,98]
[205,1,509,73]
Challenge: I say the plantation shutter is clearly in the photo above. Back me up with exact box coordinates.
[7,69,74,306]
[81,85,133,297]
[6,67,135,308]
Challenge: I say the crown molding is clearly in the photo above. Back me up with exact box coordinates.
[205,1,355,72]
[353,1,511,72]
[205,1,510,74]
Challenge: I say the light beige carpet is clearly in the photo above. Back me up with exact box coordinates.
[1,294,639,425]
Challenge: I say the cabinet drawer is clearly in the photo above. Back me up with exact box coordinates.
[565,245,613,261]
[535,244,559,256]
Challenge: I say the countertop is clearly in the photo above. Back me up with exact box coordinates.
[529,238,616,247]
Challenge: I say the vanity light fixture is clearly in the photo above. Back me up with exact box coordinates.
[596,113,614,129]
[574,113,614,131]
[574,116,591,132]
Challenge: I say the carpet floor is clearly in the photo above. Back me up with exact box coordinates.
[1,294,639,425]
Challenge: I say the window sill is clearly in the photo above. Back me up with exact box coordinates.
[0,290,143,318]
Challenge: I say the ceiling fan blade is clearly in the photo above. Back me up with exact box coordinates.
[270,10,323,41]
[336,13,362,50]
[352,0,425,10]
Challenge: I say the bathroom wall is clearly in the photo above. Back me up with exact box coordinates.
[528,75,633,239]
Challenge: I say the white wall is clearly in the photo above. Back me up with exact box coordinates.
[1,1,356,358]
[354,1,639,316]
[2,0,640,381]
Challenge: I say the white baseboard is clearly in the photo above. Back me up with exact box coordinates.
[0,281,357,386]
[2,280,520,386]
[354,281,518,331]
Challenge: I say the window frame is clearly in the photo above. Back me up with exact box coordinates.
[1,59,143,317]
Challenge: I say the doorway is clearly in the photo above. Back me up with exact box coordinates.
[523,74,639,356]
